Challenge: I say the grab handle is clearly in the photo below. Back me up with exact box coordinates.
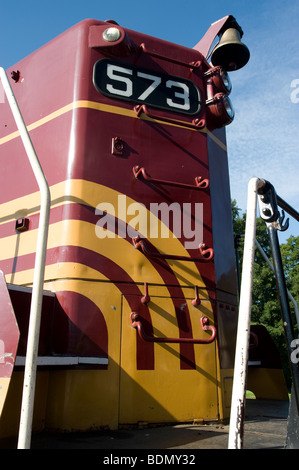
[132,236,214,262]
[134,104,205,130]
[139,43,203,70]
[133,166,209,190]
[130,313,216,344]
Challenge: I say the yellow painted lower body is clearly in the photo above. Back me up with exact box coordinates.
[0,179,233,436]
[247,367,289,401]
[0,278,234,438]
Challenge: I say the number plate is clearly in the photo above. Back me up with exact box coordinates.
[93,59,202,115]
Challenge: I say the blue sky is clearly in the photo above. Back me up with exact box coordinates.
[1,0,298,241]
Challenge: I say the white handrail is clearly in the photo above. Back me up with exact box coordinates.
[0,68,51,449]
[228,177,264,449]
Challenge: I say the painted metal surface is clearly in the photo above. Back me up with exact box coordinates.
[0,272,19,417]
[0,19,238,436]
[0,65,51,449]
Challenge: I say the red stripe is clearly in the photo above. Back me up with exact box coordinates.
[1,246,155,370]
[0,202,213,369]
[54,290,108,358]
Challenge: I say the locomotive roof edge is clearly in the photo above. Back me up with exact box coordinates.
[6,18,206,72]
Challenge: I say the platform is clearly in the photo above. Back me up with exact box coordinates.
[0,399,289,450]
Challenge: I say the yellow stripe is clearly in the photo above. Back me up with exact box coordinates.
[0,378,10,417]
[0,103,74,146]
[3,219,200,286]
[1,179,83,224]
[1,179,208,287]
[0,99,227,150]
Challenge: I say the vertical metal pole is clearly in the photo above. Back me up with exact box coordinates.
[255,239,299,327]
[267,225,299,413]
[0,68,50,449]
[228,177,263,449]
[234,234,241,302]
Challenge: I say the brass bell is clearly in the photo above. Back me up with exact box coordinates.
[211,24,250,71]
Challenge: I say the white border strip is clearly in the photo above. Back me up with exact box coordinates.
[248,360,262,366]
[15,356,108,366]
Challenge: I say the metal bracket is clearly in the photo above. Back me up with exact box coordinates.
[257,180,289,231]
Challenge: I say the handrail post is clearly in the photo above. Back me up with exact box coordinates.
[228,177,264,449]
[254,239,299,327]
[0,68,51,449]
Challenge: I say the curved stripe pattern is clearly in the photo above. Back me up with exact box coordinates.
[0,180,214,370]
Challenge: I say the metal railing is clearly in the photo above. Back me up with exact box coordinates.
[228,177,299,449]
[0,67,51,449]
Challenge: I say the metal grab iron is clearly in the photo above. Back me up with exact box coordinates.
[139,283,202,306]
[141,282,150,305]
[133,165,209,189]
[132,236,214,262]
[134,104,206,131]
[130,312,216,344]
[139,43,204,70]
[192,285,201,306]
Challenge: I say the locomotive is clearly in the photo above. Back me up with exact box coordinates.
[0,15,253,441]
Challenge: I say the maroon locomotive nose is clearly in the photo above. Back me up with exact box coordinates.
[0,15,251,445]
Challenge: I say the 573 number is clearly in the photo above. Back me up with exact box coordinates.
[93,59,201,115]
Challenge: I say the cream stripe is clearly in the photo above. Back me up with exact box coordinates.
[0,179,207,287]
[0,378,10,417]
[0,103,74,146]
[0,99,226,150]
[1,220,181,285]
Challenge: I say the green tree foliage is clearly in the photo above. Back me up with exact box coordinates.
[232,200,299,388]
